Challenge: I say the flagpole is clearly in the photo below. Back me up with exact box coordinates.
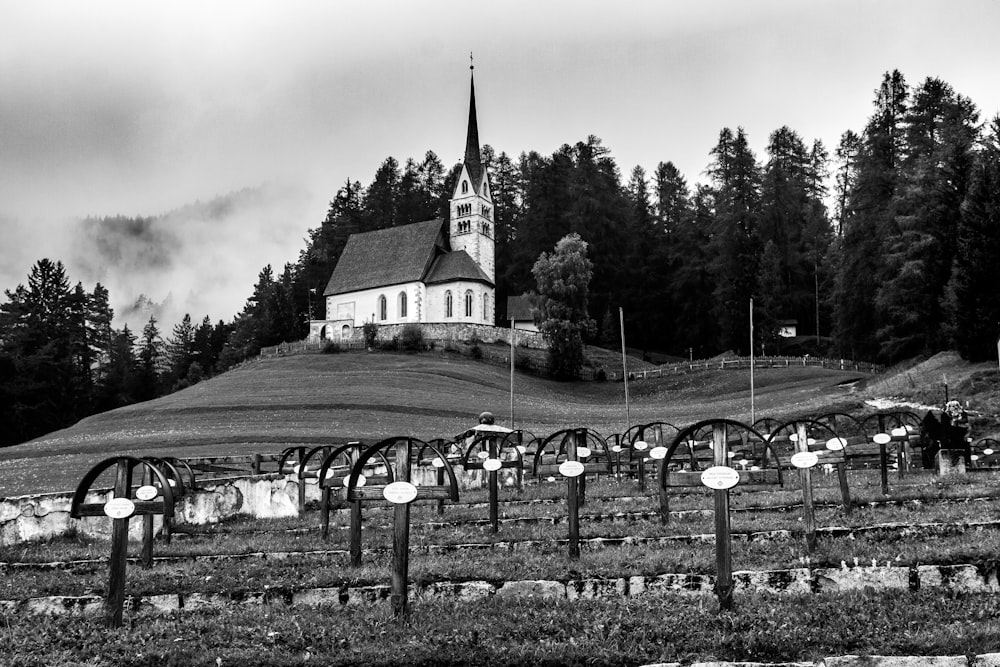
[620,307,630,432]
[750,297,755,426]
[510,319,515,429]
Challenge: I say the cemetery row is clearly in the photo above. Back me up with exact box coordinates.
[4,411,1000,627]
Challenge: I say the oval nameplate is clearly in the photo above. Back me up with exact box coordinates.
[890,427,907,437]
[633,441,648,451]
[873,433,892,445]
[790,451,819,469]
[983,448,995,456]
[576,446,592,459]
[345,474,367,488]
[382,481,418,504]
[558,460,585,478]
[477,451,490,459]
[104,497,136,519]
[135,485,158,501]
[826,437,847,451]
[611,445,622,453]
[431,457,446,468]
[700,466,740,490]
[649,446,668,460]
[483,458,502,472]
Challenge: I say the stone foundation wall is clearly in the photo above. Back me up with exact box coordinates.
[0,466,502,546]
[310,321,547,350]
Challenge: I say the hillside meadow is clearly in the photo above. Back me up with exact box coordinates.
[0,350,871,497]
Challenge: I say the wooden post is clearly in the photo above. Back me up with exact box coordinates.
[837,459,852,515]
[637,427,647,493]
[349,445,363,567]
[488,436,499,533]
[878,414,889,495]
[567,432,580,560]
[436,463,446,516]
[251,453,261,475]
[107,459,133,629]
[577,430,587,508]
[712,423,734,611]
[296,448,307,515]
[795,423,817,552]
[141,467,154,569]
[515,431,524,491]
[390,439,411,619]
[321,485,331,540]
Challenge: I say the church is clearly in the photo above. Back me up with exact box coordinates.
[308,69,498,344]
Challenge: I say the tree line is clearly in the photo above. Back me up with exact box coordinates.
[3,69,998,445]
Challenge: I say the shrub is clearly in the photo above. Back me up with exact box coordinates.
[469,333,483,359]
[362,322,379,349]
[595,367,607,382]
[400,323,424,351]
[322,341,341,354]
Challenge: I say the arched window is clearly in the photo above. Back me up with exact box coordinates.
[445,290,453,318]
[464,290,474,318]
[483,293,490,321]
[378,295,387,321]
[341,324,351,340]
[461,180,469,194]
[398,291,407,318]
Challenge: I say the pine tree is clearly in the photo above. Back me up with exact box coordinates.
[136,316,164,401]
[875,77,979,359]
[947,116,1000,360]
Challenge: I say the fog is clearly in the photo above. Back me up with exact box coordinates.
[2,184,322,329]
[4,1,1000,331]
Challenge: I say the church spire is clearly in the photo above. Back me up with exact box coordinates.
[464,59,483,193]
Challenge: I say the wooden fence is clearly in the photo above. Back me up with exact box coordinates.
[606,356,881,382]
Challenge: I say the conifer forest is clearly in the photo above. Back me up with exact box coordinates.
[2,70,999,446]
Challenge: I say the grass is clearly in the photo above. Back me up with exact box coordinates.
[0,352,872,496]
[2,350,1000,664]
[4,590,1000,666]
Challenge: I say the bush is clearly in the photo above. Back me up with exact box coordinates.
[595,367,607,382]
[400,323,424,351]
[322,341,341,354]
[362,322,379,349]
[469,333,483,359]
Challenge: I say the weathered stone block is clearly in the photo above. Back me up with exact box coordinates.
[822,655,967,667]
[496,579,565,599]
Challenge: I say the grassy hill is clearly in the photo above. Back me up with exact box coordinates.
[2,348,997,497]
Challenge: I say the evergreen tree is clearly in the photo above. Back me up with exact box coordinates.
[166,313,196,387]
[875,77,979,359]
[832,70,908,361]
[531,233,597,379]
[135,316,164,401]
[947,116,1000,360]
[707,127,762,353]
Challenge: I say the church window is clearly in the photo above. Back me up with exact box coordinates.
[464,290,473,317]
[445,291,453,318]
[461,180,469,194]
[398,291,407,318]
[378,295,387,321]
[483,293,490,321]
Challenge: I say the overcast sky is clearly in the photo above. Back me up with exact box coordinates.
[3,0,1000,326]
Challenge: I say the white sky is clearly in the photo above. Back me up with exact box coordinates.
[3,0,1000,326]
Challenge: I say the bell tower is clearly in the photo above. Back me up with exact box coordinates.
[449,62,495,284]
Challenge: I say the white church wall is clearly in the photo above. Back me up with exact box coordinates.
[325,281,425,328]
[425,281,494,324]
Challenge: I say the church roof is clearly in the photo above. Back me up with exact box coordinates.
[323,219,447,296]
[425,250,491,285]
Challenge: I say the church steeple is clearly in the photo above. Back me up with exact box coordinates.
[464,64,484,193]
[449,59,494,285]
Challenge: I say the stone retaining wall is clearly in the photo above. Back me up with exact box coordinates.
[0,465,506,547]
[3,562,998,617]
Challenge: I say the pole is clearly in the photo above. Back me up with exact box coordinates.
[620,307,630,433]
[510,320,515,429]
[750,298,755,426]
